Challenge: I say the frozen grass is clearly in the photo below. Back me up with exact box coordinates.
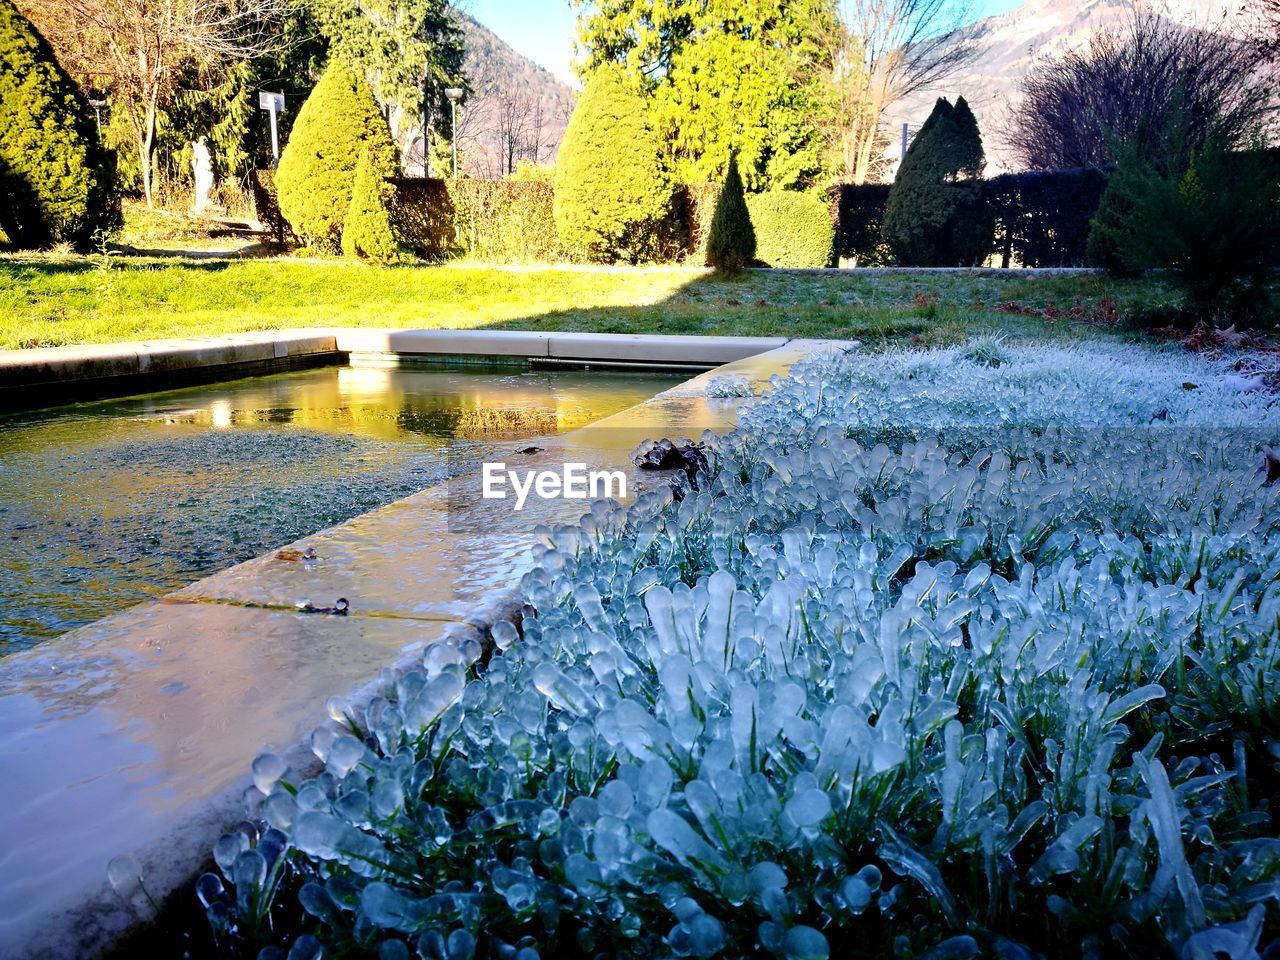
[0,257,1193,350]
[205,340,1280,959]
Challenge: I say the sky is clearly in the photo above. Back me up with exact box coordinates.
[466,0,1028,88]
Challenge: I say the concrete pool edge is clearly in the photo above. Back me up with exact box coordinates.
[0,330,790,411]
[0,338,841,959]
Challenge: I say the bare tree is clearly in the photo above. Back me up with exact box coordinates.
[19,0,287,206]
[1257,0,1280,62]
[1008,11,1272,171]
[839,0,978,183]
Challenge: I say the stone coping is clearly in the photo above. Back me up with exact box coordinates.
[0,339,841,959]
[0,329,791,411]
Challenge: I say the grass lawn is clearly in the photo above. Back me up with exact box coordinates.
[0,255,1194,350]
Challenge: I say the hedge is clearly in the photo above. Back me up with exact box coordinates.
[987,168,1109,267]
[451,179,582,263]
[677,183,722,264]
[747,190,834,268]
[833,183,892,266]
[387,179,715,265]
[250,169,290,246]
[838,169,1112,267]
[261,168,1138,269]
[390,178,454,261]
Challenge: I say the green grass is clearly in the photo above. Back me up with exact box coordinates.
[0,255,1190,350]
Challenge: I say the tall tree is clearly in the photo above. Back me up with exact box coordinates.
[307,0,463,166]
[17,0,288,206]
[572,0,842,190]
[553,63,671,262]
[882,96,988,265]
[838,0,978,184]
[1009,11,1271,171]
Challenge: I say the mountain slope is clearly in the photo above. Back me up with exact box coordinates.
[453,13,577,178]
[896,0,1250,172]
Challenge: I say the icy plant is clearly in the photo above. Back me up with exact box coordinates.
[962,333,1010,369]
[704,375,754,399]
[208,342,1280,959]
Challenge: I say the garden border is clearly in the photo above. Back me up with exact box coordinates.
[0,329,790,411]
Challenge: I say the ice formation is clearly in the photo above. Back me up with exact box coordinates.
[205,343,1280,958]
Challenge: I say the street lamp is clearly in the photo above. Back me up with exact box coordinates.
[444,87,463,179]
[88,97,107,137]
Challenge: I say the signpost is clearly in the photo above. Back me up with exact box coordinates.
[258,91,286,166]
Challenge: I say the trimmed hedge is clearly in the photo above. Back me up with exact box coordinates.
[451,179,580,263]
[389,178,586,263]
[271,166,1138,270]
[987,168,1109,267]
[250,168,290,246]
[390,178,453,261]
[746,191,834,268]
[676,182,721,264]
[838,170,1113,268]
[834,183,892,266]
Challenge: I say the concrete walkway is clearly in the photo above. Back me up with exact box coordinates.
[0,338,835,959]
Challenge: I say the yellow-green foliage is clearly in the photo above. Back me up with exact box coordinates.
[746,191,834,268]
[276,61,397,249]
[553,65,671,262]
[0,0,111,249]
[342,148,398,263]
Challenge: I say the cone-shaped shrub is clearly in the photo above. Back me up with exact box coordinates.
[554,64,671,262]
[883,97,991,266]
[276,61,397,250]
[342,147,398,263]
[706,154,755,271]
[0,0,112,249]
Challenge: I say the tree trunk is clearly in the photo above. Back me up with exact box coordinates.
[139,91,158,208]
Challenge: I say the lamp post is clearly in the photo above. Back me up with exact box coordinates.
[88,98,107,137]
[445,87,463,179]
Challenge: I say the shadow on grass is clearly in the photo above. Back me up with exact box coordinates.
[464,269,1123,347]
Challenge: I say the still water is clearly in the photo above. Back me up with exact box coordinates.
[0,363,679,652]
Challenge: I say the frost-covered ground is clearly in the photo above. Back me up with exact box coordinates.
[202,342,1280,959]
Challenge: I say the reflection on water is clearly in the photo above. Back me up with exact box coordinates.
[0,363,679,652]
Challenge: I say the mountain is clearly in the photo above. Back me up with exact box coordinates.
[895,0,1250,173]
[452,13,577,178]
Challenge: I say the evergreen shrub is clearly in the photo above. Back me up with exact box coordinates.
[553,65,671,262]
[275,61,397,250]
[705,154,755,271]
[0,0,114,249]
[746,191,834,268]
[341,147,398,263]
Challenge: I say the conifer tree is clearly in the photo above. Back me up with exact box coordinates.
[0,0,111,248]
[275,61,397,249]
[706,153,756,272]
[342,147,398,264]
[882,97,991,266]
[553,64,671,262]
